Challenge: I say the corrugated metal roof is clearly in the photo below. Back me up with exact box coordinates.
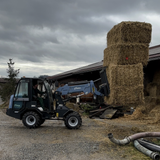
[49,45,160,80]
[48,61,103,80]
[149,44,160,55]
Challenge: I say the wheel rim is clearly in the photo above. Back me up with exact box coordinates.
[68,117,78,127]
[26,115,36,126]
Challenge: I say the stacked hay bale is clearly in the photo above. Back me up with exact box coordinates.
[103,21,152,105]
[146,69,160,104]
[152,70,160,97]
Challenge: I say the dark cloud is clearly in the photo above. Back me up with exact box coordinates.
[0,0,160,77]
[0,0,149,35]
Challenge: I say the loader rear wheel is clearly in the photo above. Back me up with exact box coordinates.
[65,112,82,129]
[22,111,41,129]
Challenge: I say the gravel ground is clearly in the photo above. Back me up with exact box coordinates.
[0,110,115,160]
[0,109,157,160]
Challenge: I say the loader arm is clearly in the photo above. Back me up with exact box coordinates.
[56,68,110,101]
[57,80,103,98]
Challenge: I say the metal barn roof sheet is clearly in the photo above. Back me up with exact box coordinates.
[149,45,160,55]
[49,45,160,80]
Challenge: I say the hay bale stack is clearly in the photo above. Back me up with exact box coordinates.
[103,43,149,66]
[105,86,144,105]
[103,21,151,105]
[146,83,157,97]
[145,96,157,106]
[146,69,160,97]
[153,70,160,84]
[107,21,152,47]
[105,63,144,105]
[106,63,143,86]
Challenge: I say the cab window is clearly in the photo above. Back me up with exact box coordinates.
[15,80,29,98]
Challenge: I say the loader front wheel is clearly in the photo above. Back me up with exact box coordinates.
[22,111,41,129]
[64,112,82,129]
[40,119,45,125]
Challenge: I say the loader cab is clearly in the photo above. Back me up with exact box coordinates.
[6,77,54,119]
[29,78,54,111]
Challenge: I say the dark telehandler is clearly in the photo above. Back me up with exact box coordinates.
[6,78,82,129]
[6,69,109,129]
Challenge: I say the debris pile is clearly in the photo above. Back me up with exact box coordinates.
[103,21,152,105]
[124,97,157,120]
[89,105,124,119]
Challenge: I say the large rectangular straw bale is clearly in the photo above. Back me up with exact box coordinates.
[104,85,144,105]
[106,63,143,87]
[153,70,160,84]
[104,63,144,105]
[103,43,149,66]
[146,83,157,97]
[107,21,152,47]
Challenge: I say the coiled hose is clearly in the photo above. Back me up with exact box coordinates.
[108,132,160,160]
[108,132,160,145]
[134,140,160,160]
[138,139,160,153]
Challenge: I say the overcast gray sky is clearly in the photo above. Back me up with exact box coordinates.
[0,0,160,78]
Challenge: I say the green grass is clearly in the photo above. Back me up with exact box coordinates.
[120,143,152,160]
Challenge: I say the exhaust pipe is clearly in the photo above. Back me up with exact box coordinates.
[108,132,160,145]
[134,140,160,160]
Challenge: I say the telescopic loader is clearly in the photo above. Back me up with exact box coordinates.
[6,69,109,129]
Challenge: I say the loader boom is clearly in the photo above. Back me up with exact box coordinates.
[57,80,103,97]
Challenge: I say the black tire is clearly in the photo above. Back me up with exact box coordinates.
[64,112,82,129]
[22,111,41,129]
[40,119,45,125]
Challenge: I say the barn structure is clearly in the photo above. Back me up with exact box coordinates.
[48,44,160,92]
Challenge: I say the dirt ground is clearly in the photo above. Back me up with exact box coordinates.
[0,108,159,160]
[0,97,3,105]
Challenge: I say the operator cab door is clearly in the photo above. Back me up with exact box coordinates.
[32,79,53,111]
[43,80,54,111]
[12,79,29,114]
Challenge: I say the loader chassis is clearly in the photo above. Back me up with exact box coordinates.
[6,78,82,129]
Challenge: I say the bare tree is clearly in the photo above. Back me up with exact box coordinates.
[0,59,20,101]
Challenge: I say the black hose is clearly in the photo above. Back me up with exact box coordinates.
[134,140,160,160]
[138,139,160,153]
